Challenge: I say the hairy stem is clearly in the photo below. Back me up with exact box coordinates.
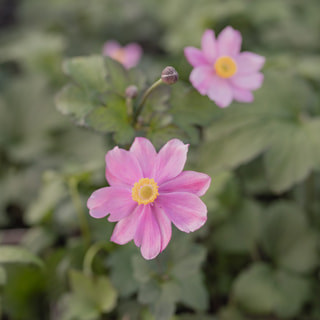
[133,78,163,125]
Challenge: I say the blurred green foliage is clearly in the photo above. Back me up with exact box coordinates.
[1,0,320,319]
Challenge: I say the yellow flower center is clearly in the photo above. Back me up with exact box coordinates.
[112,48,126,64]
[132,178,159,205]
[214,56,237,78]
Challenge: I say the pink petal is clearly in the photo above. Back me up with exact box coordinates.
[235,52,265,75]
[87,186,136,221]
[207,75,234,108]
[230,72,264,90]
[123,43,142,68]
[102,40,121,56]
[201,29,217,63]
[105,146,143,186]
[110,205,143,244]
[87,187,109,215]
[190,66,214,95]
[159,171,211,197]
[217,26,242,56]
[157,192,207,233]
[232,86,254,103]
[153,205,172,252]
[129,137,157,178]
[154,139,189,185]
[184,47,208,67]
[134,205,162,260]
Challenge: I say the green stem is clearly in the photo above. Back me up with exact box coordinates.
[83,242,111,276]
[126,97,133,117]
[133,78,163,124]
[68,177,91,249]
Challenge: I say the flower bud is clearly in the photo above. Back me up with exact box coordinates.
[125,85,138,98]
[161,66,179,85]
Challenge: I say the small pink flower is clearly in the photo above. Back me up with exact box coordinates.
[102,40,142,69]
[87,137,211,260]
[184,26,265,108]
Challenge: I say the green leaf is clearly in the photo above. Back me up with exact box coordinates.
[170,83,221,143]
[84,92,134,144]
[132,255,158,284]
[144,84,171,114]
[23,227,56,254]
[201,71,320,192]
[232,263,282,315]
[232,262,311,318]
[264,120,320,192]
[84,101,126,132]
[3,265,46,319]
[103,56,146,91]
[273,270,311,318]
[214,200,262,253]
[132,237,208,314]
[149,281,180,320]
[56,84,101,124]
[59,293,99,320]
[107,243,139,297]
[0,245,43,267]
[218,306,246,320]
[63,55,107,93]
[170,236,208,311]
[178,273,208,311]
[178,315,217,320]
[171,243,206,278]
[261,201,318,273]
[0,266,7,286]
[203,120,269,173]
[138,280,161,305]
[306,118,320,168]
[133,254,179,319]
[104,57,131,93]
[146,122,187,150]
[69,269,118,314]
[0,31,65,72]
[25,171,66,225]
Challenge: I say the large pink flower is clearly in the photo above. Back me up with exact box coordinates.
[87,137,211,260]
[184,26,265,108]
[103,40,142,69]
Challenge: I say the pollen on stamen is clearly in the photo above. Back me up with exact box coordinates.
[132,178,159,205]
[214,56,237,78]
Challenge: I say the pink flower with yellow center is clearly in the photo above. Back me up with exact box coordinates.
[87,137,211,260]
[102,40,142,69]
[184,26,265,108]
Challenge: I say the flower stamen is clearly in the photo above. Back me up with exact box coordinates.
[214,56,237,78]
[112,48,126,64]
[132,178,159,205]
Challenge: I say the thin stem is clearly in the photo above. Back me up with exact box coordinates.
[126,97,133,117]
[68,177,91,249]
[83,242,111,276]
[133,78,163,124]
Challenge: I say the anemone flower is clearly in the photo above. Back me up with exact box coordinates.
[184,26,265,108]
[87,137,211,260]
[103,40,142,69]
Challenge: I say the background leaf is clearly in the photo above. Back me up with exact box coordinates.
[0,246,43,267]
[261,201,319,273]
[232,262,311,318]
[69,269,118,314]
